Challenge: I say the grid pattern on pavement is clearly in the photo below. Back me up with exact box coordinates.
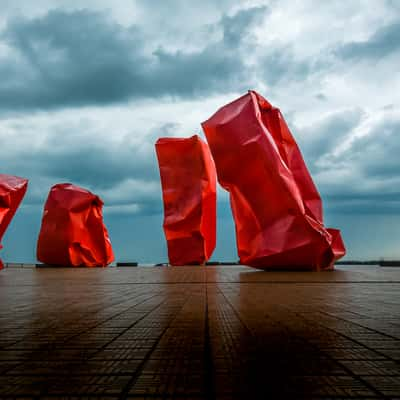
[0,265,399,399]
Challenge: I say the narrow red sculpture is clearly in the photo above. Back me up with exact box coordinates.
[37,183,114,267]
[202,91,345,270]
[155,135,216,265]
[0,174,28,269]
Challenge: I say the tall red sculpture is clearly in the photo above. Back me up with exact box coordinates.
[155,135,216,265]
[202,91,345,270]
[0,174,28,269]
[37,183,114,267]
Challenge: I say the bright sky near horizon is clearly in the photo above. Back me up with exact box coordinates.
[0,0,399,263]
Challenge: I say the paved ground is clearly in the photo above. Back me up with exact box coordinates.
[0,265,399,399]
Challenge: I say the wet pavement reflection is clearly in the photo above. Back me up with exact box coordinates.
[0,265,399,398]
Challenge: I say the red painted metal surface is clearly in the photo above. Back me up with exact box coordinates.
[0,174,28,269]
[156,135,216,265]
[37,183,114,267]
[202,90,345,270]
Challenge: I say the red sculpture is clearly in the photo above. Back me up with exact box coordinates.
[37,183,114,267]
[0,174,28,269]
[155,135,216,265]
[202,91,345,270]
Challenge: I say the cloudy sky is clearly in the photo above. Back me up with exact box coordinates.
[1,0,399,263]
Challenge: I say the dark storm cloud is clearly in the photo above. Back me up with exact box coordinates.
[1,10,146,108]
[349,119,400,179]
[308,112,400,214]
[296,109,363,172]
[221,6,267,46]
[0,121,182,215]
[260,48,314,86]
[0,6,266,110]
[2,128,157,188]
[337,21,400,60]
[37,131,160,188]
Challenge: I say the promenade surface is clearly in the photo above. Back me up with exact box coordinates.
[0,265,399,399]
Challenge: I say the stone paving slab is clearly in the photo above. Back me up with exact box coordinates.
[0,265,399,399]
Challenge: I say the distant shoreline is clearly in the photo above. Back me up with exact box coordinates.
[2,260,400,268]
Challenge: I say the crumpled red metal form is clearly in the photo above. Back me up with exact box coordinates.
[202,90,345,270]
[155,135,216,265]
[0,174,28,269]
[37,183,114,267]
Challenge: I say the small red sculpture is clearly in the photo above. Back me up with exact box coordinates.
[0,174,28,269]
[202,91,345,270]
[37,183,114,267]
[155,135,216,265]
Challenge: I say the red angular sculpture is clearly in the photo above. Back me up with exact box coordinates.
[155,135,216,265]
[202,90,345,270]
[0,174,28,269]
[37,183,114,267]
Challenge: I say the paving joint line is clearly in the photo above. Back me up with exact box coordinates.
[35,291,166,398]
[291,309,394,399]
[117,290,194,400]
